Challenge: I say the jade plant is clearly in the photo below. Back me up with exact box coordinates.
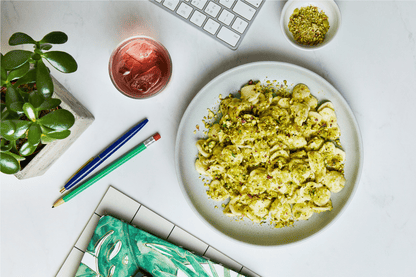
[0,31,78,174]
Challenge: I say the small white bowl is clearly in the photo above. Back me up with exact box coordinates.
[281,0,342,50]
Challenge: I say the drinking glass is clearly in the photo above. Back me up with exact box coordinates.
[109,36,172,99]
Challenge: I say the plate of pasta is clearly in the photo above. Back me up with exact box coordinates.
[175,61,363,246]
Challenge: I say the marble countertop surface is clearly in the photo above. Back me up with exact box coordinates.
[1,1,415,276]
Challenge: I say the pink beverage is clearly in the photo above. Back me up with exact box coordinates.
[109,36,172,99]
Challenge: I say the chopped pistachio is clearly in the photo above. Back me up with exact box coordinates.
[288,5,330,46]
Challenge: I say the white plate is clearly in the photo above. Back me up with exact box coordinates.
[175,61,363,246]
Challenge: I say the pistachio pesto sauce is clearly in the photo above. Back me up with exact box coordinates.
[195,81,346,228]
[288,5,330,46]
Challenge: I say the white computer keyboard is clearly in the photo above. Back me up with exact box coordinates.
[150,0,264,50]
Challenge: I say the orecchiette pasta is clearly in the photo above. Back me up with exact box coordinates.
[195,81,346,228]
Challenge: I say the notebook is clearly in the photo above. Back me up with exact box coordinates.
[75,215,246,276]
[56,186,259,277]
[149,0,265,50]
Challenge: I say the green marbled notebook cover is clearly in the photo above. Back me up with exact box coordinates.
[75,215,245,277]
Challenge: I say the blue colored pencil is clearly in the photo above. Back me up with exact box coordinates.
[60,118,149,193]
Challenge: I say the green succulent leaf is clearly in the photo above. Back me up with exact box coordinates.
[14,120,33,137]
[5,85,24,102]
[32,53,42,61]
[9,102,24,113]
[1,68,7,82]
[0,138,13,153]
[5,86,24,111]
[2,50,32,70]
[40,31,68,44]
[1,55,7,81]
[0,140,25,160]
[36,97,61,111]
[19,141,38,156]
[28,124,42,145]
[43,51,78,73]
[28,90,45,109]
[40,125,55,134]
[9,140,17,152]
[0,152,21,174]
[23,103,37,121]
[44,130,71,139]
[8,32,36,45]
[36,59,54,98]
[0,120,32,140]
[0,120,16,136]
[7,62,31,81]
[1,109,20,120]
[40,44,53,50]
[41,134,57,144]
[13,68,36,86]
[17,87,30,102]
[38,109,75,131]
[1,143,12,152]
[5,151,26,161]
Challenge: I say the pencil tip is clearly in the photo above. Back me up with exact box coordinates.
[52,206,55,208]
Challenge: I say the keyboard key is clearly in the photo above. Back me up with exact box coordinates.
[231,17,248,33]
[150,0,264,50]
[191,0,208,9]
[217,26,240,46]
[233,0,255,20]
[205,1,221,18]
[243,0,261,8]
[219,0,235,9]
[203,18,220,34]
[177,2,193,18]
[163,0,180,10]
[190,10,207,26]
[218,9,235,25]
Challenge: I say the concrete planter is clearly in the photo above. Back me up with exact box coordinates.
[14,76,94,179]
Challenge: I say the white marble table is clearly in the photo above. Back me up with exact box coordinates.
[1,1,415,276]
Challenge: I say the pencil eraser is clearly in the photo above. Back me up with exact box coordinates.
[153,133,161,141]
